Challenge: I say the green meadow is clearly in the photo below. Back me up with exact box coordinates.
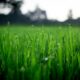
[0,25,80,80]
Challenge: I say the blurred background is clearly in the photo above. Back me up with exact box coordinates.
[0,0,80,25]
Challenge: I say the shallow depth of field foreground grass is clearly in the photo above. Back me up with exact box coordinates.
[0,26,80,80]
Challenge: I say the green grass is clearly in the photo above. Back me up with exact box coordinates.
[0,25,80,80]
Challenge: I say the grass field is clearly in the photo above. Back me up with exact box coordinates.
[0,25,80,80]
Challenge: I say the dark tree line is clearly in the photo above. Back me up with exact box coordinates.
[0,0,23,14]
[0,0,80,26]
[0,0,31,24]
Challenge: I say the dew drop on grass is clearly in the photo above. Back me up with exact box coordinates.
[44,57,48,61]
[20,66,25,72]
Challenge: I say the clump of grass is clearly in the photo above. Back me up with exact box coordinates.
[0,26,80,80]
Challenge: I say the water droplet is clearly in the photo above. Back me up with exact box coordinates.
[20,66,25,72]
